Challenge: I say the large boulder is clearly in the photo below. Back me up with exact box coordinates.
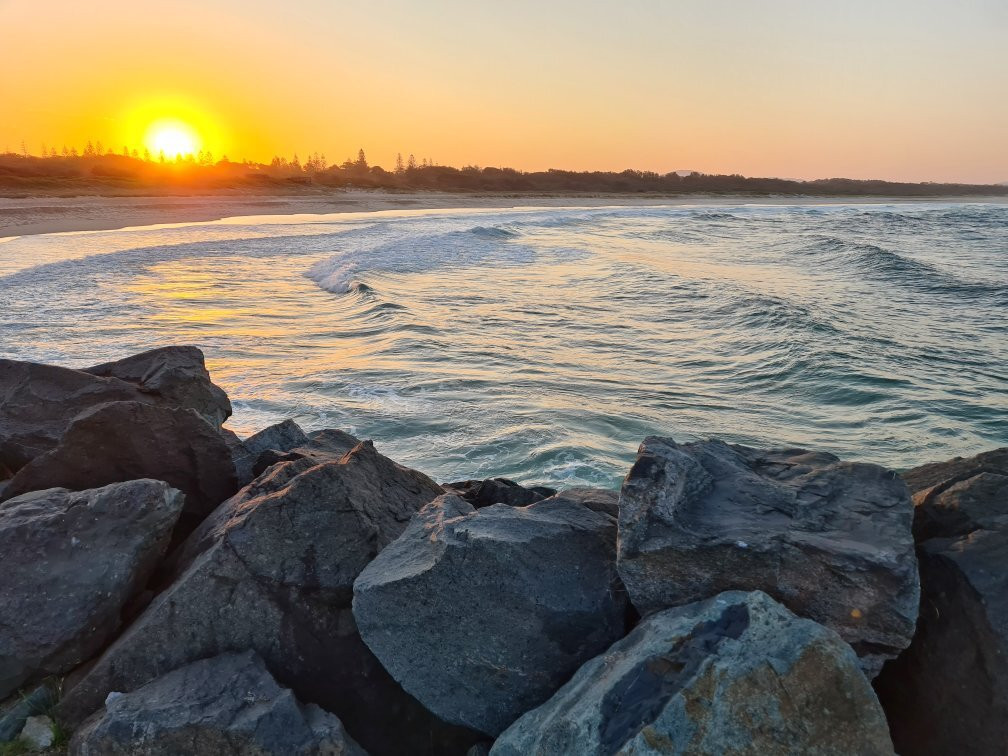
[617,437,919,677]
[70,651,365,756]
[874,449,1008,755]
[352,493,629,737]
[0,480,184,700]
[56,441,480,756]
[0,347,229,473]
[491,590,894,755]
[228,421,363,486]
[0,401,239,519]
[83,346,231,427]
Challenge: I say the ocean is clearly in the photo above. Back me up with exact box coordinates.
[1,202,1005,488]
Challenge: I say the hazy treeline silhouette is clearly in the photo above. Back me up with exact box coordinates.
[1,146,1004,197]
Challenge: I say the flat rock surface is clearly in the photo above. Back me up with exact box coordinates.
[353,493,629,736]
[0,480,183,699]
[492,590,894,756]
[617,437,919,677]
[70,651,365,755]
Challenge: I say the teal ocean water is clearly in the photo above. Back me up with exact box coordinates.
[1,202,1005,488]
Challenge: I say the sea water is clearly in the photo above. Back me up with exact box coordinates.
[1,202,1005,488]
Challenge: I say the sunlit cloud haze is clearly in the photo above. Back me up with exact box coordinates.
[1,0,1005,182]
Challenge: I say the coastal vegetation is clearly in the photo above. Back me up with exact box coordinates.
[1,148,1005,198]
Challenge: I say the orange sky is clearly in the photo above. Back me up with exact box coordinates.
[1,0,1006,182]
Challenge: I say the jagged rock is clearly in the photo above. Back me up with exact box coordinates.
[443,477,556,508]
[0,347,229,473]
[492,590,894,755]
[250,427,361,479]
[228,419,310,485]
[541,487,619,517]
[57,441,480,756]
[353,493,629,736]
[0,481,183,700]
[69,652,365,756]
[617,437,918,677]
[875,449,1008,755]
[83,346,231,427]
[0,401,239,518]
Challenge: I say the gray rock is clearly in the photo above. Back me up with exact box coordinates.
[83,346,231,427]
[492,591,894,756]
[69,651,365,756]
[227,420,310,486]
[875,449,1008,755]
[19,715,54,751]
[0,347,229,473]
[251,427,362,479]
[0,682,57,742]
[1,401,239,519]
[442,477,556,508]
[0,481,184,700]
[617,437,918,677]
[543,487,619,517]
[57,441,480,756]
[352,493,629,736]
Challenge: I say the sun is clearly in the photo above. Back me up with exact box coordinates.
[145,118,201,158]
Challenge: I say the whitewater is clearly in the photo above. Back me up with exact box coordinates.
[1,202,1005,488]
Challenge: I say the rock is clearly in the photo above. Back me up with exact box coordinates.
[19,715,54,751]
[227,419,310,485]
[69,651,364,756]
[900,447,1008,501]
[57,441,480,756]
[903,448,1008,540]
[0,682,57,742]
[83,346,231,427]
[250,427,361,479]
[352,493,629,736]
[442,477,556,508]
[491,591,894,756]
[0,347,229,473]
[541,487,619,517]
[0,401,239,519]
[874,449,1008,755]
[617,437,919,677]
[0,481,183,700]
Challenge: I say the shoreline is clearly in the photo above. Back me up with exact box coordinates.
[2,189,1006,238]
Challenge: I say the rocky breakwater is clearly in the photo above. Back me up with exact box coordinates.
[0,346,1004,754]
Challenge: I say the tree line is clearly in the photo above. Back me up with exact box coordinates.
[0,145,1004,197]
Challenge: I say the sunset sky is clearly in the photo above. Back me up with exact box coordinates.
[1,0,1005,183]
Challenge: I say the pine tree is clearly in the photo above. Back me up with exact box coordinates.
[395,153,404,174]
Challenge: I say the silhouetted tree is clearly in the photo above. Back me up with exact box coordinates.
[395,152,404,174]
[143,148,150,162]
[356,148,368,170]
[407,153,417,170]
[291,153,302,171]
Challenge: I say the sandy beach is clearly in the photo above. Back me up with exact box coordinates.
[3,190,1006,238]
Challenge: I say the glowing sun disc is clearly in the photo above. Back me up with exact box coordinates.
[145,119,201,157]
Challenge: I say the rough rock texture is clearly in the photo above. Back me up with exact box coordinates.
[491,591,894,756]
[57,441,480,756]
[617,437,919,677]
[0,401,239,518]
[70,652,364,756]
[0,481,184,700]
[353,493,629,737]
[228,419,310,485]
[875,449,1008,756]
[83,346,231,427]
[443,477,556,508]
[0,347,229,473]
[542,487,619,517]
[252,428,362,479]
